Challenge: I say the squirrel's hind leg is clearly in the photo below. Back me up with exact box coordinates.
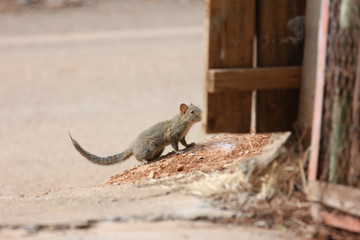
[134,147,164,163]
[152,148,164,159]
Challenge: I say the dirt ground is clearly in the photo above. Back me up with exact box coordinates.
[1,1,359,239]
[107,133,271,185]
[0,0,205,196]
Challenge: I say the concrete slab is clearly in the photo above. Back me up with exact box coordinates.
[0,185,234,227]
[1,221,292,240]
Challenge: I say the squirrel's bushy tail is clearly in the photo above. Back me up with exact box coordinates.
[69,134,133,165]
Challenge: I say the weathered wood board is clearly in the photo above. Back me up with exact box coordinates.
[256,0,305,132]
[204,0,305,133]
[204,0,255,133]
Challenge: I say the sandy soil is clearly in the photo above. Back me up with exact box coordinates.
[0,0,206,196]
[107,133,271,184]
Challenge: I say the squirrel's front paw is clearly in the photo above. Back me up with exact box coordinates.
[186,142,195,148]
[175,150,185,155]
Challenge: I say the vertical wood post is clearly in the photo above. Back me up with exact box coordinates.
[204,0,255,133]
[308,0,329,182]
[297,0,322,146]
[256,0,305,132]
[348,41,360,187]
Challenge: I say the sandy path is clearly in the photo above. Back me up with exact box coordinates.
[0,0,207,196]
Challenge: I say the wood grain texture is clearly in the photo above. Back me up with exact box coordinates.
[297,0,322,140]
[348,49,360,187]
[308,180,360,217]
[320,210,360,234]
[208,66,301,91]
[308,0,329,181]
[256,0,306,132]
[204,0,255,133]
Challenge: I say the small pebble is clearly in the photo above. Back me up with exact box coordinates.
[254,220,269,228]
[148,170,155,178]
[176,165,184,172]
[200,165,211,173]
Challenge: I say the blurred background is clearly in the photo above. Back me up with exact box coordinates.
[0,0,207,196]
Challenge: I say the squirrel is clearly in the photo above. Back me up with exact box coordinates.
[70,103,202,165]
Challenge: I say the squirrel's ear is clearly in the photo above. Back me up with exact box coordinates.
[180,103,188,115]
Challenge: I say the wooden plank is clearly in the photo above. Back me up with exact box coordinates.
[256,0,306,132]
[206,93,254,133]
[204,0,254,133]
[348,43,360,187]
[308,0,330,181]
[308,180,360,217]
[297,0,322,146]
[311,202,360,233]
[257,90,300,132]
[321,209,360,234]
[208,66,301,92]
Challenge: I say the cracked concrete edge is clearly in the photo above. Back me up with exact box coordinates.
[0,212,234,235]
[1,220,295,240]
[0,211,237,235]
[0,184,236,233]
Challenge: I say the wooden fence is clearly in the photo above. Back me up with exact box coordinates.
[204,0,305,133]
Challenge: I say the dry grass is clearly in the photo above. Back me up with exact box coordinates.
[188,134,310,202]
[186,134,314,235]
[189,167,249,196]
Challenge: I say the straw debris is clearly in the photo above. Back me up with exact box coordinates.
[186,134,313,233]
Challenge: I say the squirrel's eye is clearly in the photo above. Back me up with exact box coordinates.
[190,110,195,114]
